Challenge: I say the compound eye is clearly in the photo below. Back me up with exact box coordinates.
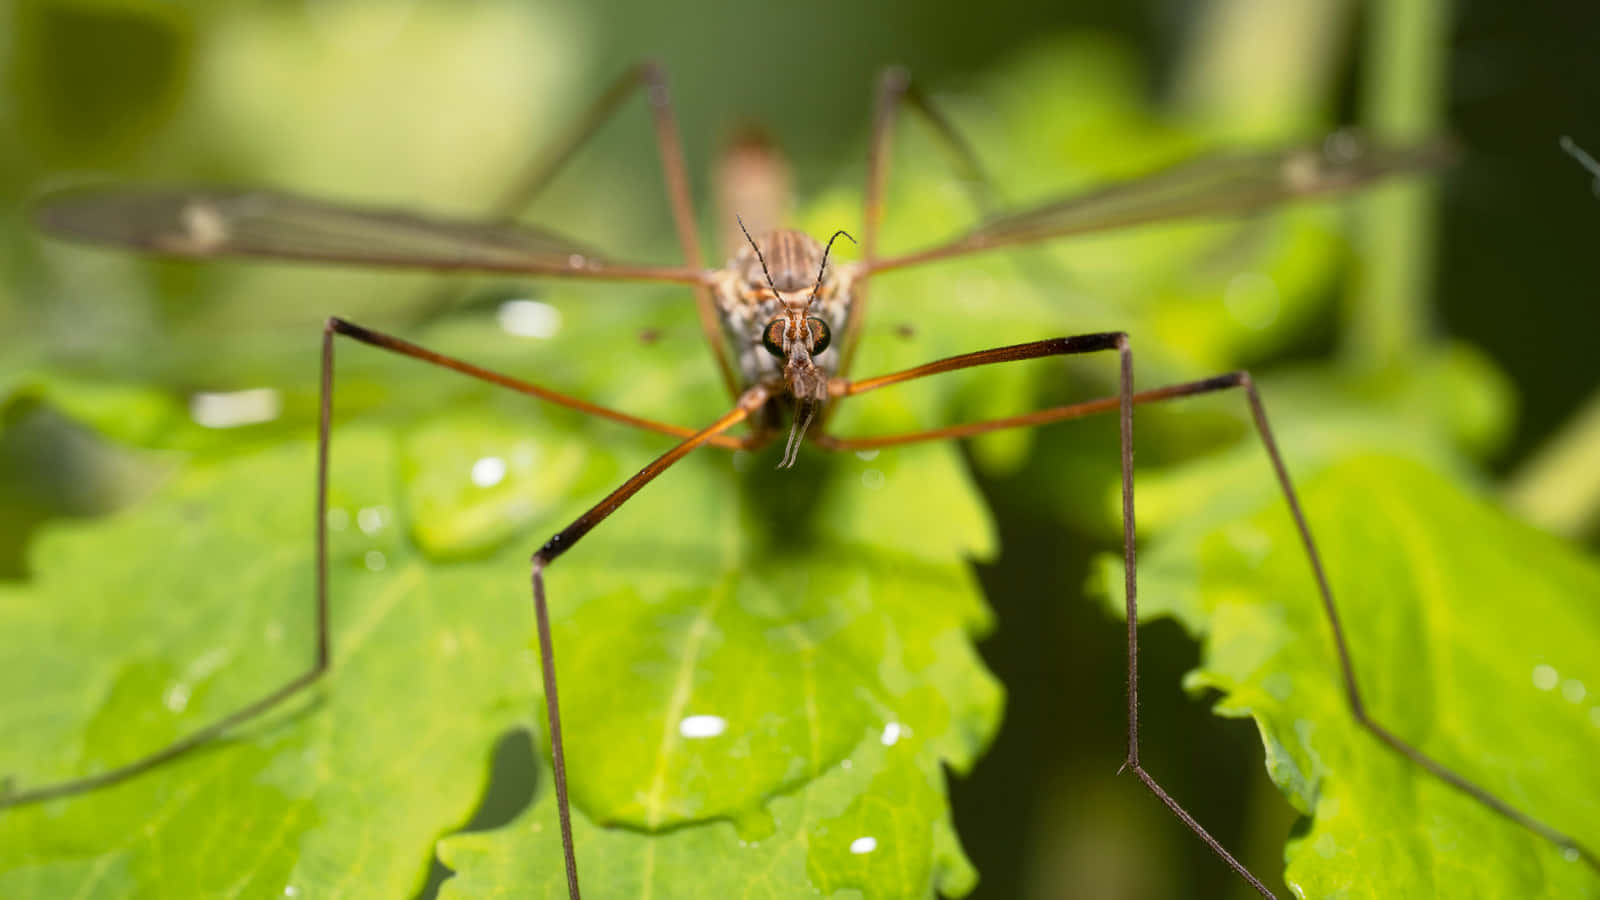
[761,319,786,359]
[805,317,832,355]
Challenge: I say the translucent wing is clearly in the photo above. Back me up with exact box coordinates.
[866,131,1454,274]
[33,187,707,284]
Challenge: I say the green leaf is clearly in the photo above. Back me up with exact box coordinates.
[439,735,978,899]
[0,430,535,898]
[1096,454,1600,897]
[0,378,1002,898]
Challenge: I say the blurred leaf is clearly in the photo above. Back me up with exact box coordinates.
[839,36,1356,369]
[18,0,584,362]
[9,0,192,163]
[0,392,162,576]
[1095,454,1600,897]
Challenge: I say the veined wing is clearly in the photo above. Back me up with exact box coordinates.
[33,187,708,284]
[866,131,1454,274]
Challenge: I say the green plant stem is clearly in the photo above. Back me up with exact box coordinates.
[1170,0,1353,138]
[1344,0,1450,371]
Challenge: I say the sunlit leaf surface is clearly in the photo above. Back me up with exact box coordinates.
[440,735,977,899]
[1098,455,1600,898]
[0,391,1001,897]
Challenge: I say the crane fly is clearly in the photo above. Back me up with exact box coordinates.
[7,61,1594,898]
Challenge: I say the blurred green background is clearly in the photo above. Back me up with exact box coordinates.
[2,0,1598,897]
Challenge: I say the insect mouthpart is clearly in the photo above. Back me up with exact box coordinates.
[778,397,820,470]
[758,315,832,470]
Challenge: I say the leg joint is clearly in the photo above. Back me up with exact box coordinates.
[1051,331,1127,355]
[878,65,910,96]
[326,316,367,340]
[640,60,671,107]
[637,58,666,83]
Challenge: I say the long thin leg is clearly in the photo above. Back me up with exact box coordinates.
[528,385,771,900]
[821,340,1600,888]
[485,63,671,222]
[0,317,753,811]
[404,61,741,399]
[848,67,901,376]
[822,335,1272,894]
[843,67,1007,376]
[632,64,742,400]
[326,319,752,449]
[814,375,1229,451]
[406,63,657,326]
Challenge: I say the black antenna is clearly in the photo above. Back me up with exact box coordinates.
[809,229,856,301]
[736,215,783,298]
